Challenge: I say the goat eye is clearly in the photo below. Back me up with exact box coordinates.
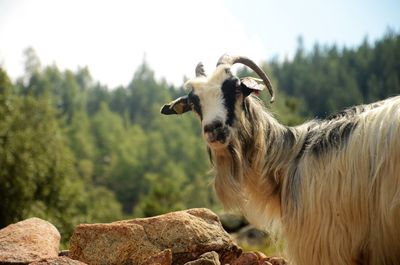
[225,68,232,75]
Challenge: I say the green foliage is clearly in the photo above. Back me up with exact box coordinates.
[67,109,96,182]
[0,93,71,226]
[0,68,122,244]
[126,60,170,127]
[134,165,187,217]
[270,30,400,118]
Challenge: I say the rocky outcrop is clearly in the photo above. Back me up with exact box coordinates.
[69,208,241,265]
[0,217,60,264]
[29,257,87,265]
[0,209,287,265]
[142,249,172,265]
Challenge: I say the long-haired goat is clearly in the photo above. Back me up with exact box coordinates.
[160,54,400,265]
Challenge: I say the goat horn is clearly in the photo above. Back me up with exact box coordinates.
[195,62,206,77]
[217,54,275,103]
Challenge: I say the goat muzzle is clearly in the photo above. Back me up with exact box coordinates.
[203,120,229,146]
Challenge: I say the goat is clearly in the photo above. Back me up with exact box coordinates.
[160,54,400,265]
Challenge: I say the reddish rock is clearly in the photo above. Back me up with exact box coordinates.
[231,252,260,265]
[231,252,287,265]
[254,251,267,260]
[0,217,60,264]
[142,249,172,265]
[184,251,220,265]
[263,257,288,265]
[69,222,159,264]
[29,256,87,265]
[69,208,241,265]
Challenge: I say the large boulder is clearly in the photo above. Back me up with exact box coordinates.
[29,257,87,265]
[0,217,60,264]
[69,208,241,265]
[141,249,172,265]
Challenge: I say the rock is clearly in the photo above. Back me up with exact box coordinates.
[0,217,60,264]
[142,249,172,265]
[69,222,159,264]
[254,252,267,260]
[184,251,220,265]
[69,208,241,265]
[263,257,288,265]
[218,213,247,233]
[231,252,287,265]
[231,252,260,265]
[29,256,87,265]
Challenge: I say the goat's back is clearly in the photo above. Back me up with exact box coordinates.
[285,96,400,265]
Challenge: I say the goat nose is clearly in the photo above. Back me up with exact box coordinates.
[204,121,223,133]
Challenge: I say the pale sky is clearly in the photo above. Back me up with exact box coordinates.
[0,0,399,88]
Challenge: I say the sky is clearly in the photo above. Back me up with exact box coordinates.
[0,0,399,88]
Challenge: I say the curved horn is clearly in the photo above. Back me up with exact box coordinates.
[195,62,206,77]
[216,54,275,103]
[216,54,233,66]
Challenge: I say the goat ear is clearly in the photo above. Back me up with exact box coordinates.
[240,77,264,97]
[160,96,191,115]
